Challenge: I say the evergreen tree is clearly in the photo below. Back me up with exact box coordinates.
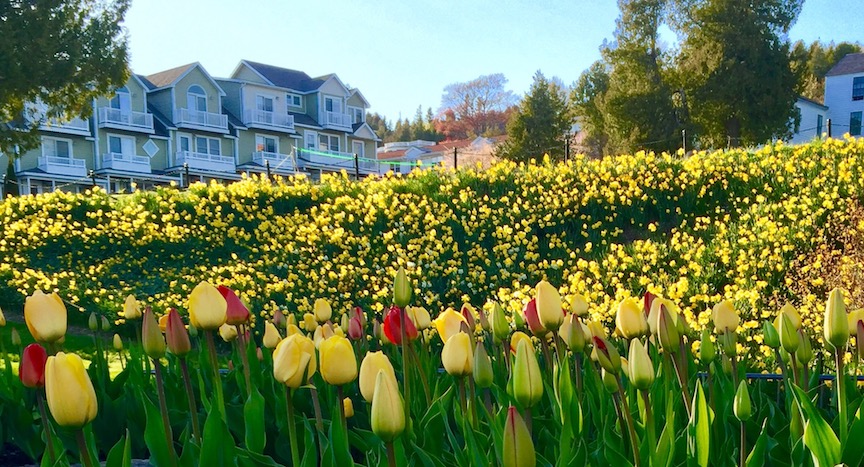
[791,40,862,102]
[572,61,611,157]
[497,71,572,163]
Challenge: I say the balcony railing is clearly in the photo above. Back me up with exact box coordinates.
[38,156,87,177]
[39,117,91,136]
[320,111,352,128]
[98,107,154,132]
[244,109,295,130]
[252,151,297,172]
[102,152,152,173]
[297,148,380,174]
[175,108,228,132]
[176,150,235,173]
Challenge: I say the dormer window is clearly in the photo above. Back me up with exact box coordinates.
[187,85,207,111]
[287,93,302,108]
[349,106,364,124]
[110,86,131,112]
[324,96,343,114]
[854,77,864,101]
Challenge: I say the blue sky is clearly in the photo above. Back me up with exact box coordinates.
[124,0,861,122]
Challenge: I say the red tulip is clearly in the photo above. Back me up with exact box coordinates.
[20,343,48,388]
[218,286,250,326]
[165,308,191,356]
[383,306,418,345]
[461,304,476,331]
[643,291,656,316]
[348,313,364,340]
[353,306,367,328]
[523,299,546,336]
[272,309,286,328]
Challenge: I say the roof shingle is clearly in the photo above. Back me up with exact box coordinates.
[826,53,864,77]
[145,63,197,88]
[243,61,325,92]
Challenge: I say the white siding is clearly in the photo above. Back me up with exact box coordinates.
[825,72,864,136]
[790,100,828,144]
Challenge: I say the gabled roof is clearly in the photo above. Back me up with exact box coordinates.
[826,53,864,77]
[352,122,380,141]
[349,88,371,107]
[240,60,325,92]
[796,95,828,110]
[144,62,226,95]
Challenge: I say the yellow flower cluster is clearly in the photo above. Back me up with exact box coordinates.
[1,138,863,359]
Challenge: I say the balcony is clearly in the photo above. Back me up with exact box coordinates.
[38,156,87,177]
[297,148,380,174]
[319,111,352,129]
[252,151,297,172]
[244,109,295,132]
[102,152,152,173]
[39,117,91,137]
[98,108,154,133]
[175,108,228,133]
[176,150,235,173]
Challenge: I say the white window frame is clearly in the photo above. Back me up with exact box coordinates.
[348,106,364,124]
[853,76,864,101]
[256,94,274,112]
[107,133,136,156]
[304,131,318,150]
[255,134,279,154]
[286,93,302,109]
[42,136,73,158]
[319,133,340,152]
[178,133,192,153]
[187,85,208,112]
[352,140,365,158]
[323,95,343,114]
[194,136,221,155]
[110,87,131,112]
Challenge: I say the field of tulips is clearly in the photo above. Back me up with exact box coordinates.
[2,137,864,465]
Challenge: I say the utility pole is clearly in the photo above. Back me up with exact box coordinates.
[353,153,360,180]
[184,163,190,188]
[89,170,97,189]
[827,118,832,138]
[453,147,457,168]
[682,129,686,154]
[564,133,570,163]
[265,160,272,181]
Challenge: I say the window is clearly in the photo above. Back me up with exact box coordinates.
[324,96,342,113]
[110,87,131,112]
[256,135,278,153]
[179,135,191,152]
[349,107,364,124]
[852,111,863,136]
[193,136,221,155]
[287,93,302,108]
[352,141,365,157]
[43,138,71,158]
[304,132,317,151]
[854,77,864,101]
[319,134,340,152]
[187,85,207,111]
[817,115,823,136]
[108,135,135,155]
[256,95,274,112]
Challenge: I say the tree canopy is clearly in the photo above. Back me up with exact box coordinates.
[437,73,517,139]
[497,71,571,163]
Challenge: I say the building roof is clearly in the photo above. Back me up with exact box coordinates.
[826,53,864,77]
[288,111,321,128]
[378,149,408,160]
[796,95,828,110]
[242,61,325,92]
[145,63,197,88]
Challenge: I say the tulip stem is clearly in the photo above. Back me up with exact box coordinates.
[467,377,479,429]
[75,429,95,467]
[204,330,226,420]
[835,348,848,446]
[153,359,178,467]
[235,324,253,398]
[406,342,431,404]
[309,385,326,463]
[284,388,301,467]
[641,389,655,454]
[739,421,747,467]
[36,392,55,464]
[668,353,692,416]
[385,441,397,467]
[788,352,801,388]
[337,385,348,433]
[617,376,641,467]
[399,307,411,435]
[458,377,468,421]
[179,358,201,444]
[574,353,584,396]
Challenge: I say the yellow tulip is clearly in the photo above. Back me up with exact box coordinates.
[848,308,864,336]
[712,300,739,334]
[359,351,397,403]
[24,290,67,344]
[407,306,432,330]
[512,339,542,408]
[648,297,679,335]
[0,306,5,326]
[302,313,317,331]
[442,332,473,377]
[535,280,564,332]
[188,282,227,330]
[320,335,357,386]
[314,298,332,323]
[263,321,281,349]
[509,331,533,354]
[123,294,142,320]
[774,303,801,331]
[824,288,848,350]
[219,323,238,342]
[434,307,467,343]
[586,320,607,340]
[560,314,586,353]
[616,297,648,339]
[503,406,536,467]
[45,352,98,428]
[371,370,405,442]
[286,324,301,337]
[113,333,123,351]
[570,293,589,317]
[142,308,166,359]
[474,343,494,388]
[343,397,354,418]
[628,339,654,391]
[273,334,317,389]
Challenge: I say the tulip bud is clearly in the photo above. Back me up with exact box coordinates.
[343,397,354,418]
[616,297,648,339]
[719,331,737,358]
[503,406,536,467]
[570,293,589,317]
[442,332,473,377]
[522,299,547,337]
[313,298,332,323]
[123,295,142,320]
[460,303,477,331]
[256,347,264,361]
[383,306,418,345]
[142,307,166,359]
[101,316,111,332]
[88,312,99,332]
[774,303,801,331]
[20,343,48,388]
[188,282,227,330]
[188,324,198,338]
[0,307,5,326]
[24,290,67,344]
[824,288,849,350]
[474,342,494,388]
[560,314,586,353]
[45,352,98,427]
[628,339,654,391]
[286,323,300,337]
[509,331,533,354]
[643,291,656,316]
[712,300,739,335]
[536,280,564,332]
[359,351,396,402]
[302,313,317,331]
[733,380,751,422]
[393,267,412,308]
[219,323,238,342]
[219,286,250,326]
[348,314,364,340]
[158,314,169,333]
[848,309,864,336]
[113,334,123,351]
[407,306,432,331]
[490,302,511,343]
[273,334,317,388]
[320,335,358,386]
[434,308,468,343]
[11,328,21,347]
[165,308,191,356]
[339,313,350,334]
[763,321,780,349]
[593,336,621,374]
[371,369,405,442]
[657,306,679,353]
[512,339,543,408]
[477,306,490,332]
[263,321,281,349]
[586,320,607,340]
[700,328,716,364]
[858,321,864,361]
[797,329,813,365]
[512,306,526,330]
[602,369,619,394]
[272,308,287,328]
[779,312,799,354]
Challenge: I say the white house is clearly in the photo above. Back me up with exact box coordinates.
[790,96,829,144]
[825,52,864,137]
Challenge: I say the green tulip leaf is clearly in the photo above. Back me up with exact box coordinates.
[200,407,236,466]
[142,395,173,467]
[791,384,841,467]
[105,429,131,467]
[687,380,711,467]
[745,418,776,467]
[843,404,864,466]
[243,387,266,454]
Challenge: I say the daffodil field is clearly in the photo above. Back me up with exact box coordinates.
[2,138,864,465]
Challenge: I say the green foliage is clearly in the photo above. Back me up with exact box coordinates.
[791,40,863,103]
[497,71,572,162]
